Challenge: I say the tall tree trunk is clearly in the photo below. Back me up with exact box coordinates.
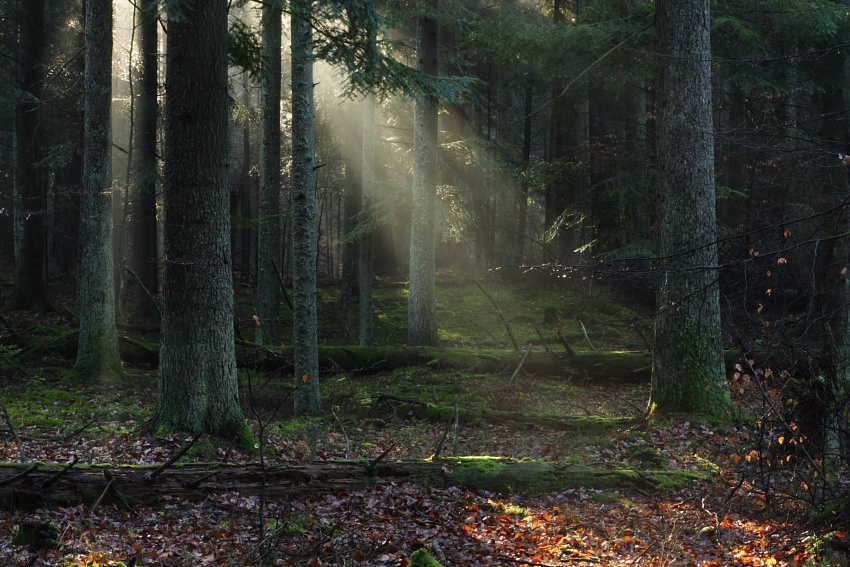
[516,86,532,262]
[814,5,850,464]
[291,0,321,415]
[73,0,121,381]
[360,93,376,346]
[340,153,360,342]
[408,0,440,347]
[256,0,283,346]
[239,80,254,278]
[157,0,246,438]
[649,0,732,418]
[129,0,159,321]
[6,0,51,312]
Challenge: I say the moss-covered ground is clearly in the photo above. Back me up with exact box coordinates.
[0,272,837,567]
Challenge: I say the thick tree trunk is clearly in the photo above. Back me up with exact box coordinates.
[291,0,321,415]
[6,0,51,312]
[408,1,440,347]
[256,0,283,346]
[649,0,732,418]
[73,0,122,381]
[0,459,706,510]
[129,0,159,321]
[157,0,246,437]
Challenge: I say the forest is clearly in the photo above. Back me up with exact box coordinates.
[2,0,850,565]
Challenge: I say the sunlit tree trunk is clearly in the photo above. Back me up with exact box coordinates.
[129,0,159,321]
[408,0,440,347]
[156,0,246,437]
[291,0,321,415]
[649,0,732,418]
[73,0,122,381]
[256,0,283,346]
[6,0,51,311]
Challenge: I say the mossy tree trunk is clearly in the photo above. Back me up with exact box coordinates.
[156,0,246,437]
[408,0,440,347]
[291,0,321,415]
[649,0,732,418]
[0,459,707,510]
[73,0,122,382]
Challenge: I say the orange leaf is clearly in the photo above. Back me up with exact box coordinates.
[302,374,310,383]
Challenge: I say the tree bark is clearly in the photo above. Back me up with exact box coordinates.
[291,0,321,415]
[408,1,440,347]
[129,0,159,321]
[157,0,246,437]
[256,0,283,346]
[73,0,122,381]
[6,0,51,312]
[360,93,376,346]
[0,459,706,510]
[649,0,732,418]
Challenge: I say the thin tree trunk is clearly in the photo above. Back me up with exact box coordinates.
[408,0,440,347]
[360,93,376,346]
[73,0,122,381]
[130,0,159,321]
[256,0,283,346]
[240,80,254,278]
[516,86,532,261]
[291,0,321,415]
[157,0,246,437]
[6,0,51,312]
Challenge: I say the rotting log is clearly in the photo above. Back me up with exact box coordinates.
[15,331,657,381]
[0,459,709,510]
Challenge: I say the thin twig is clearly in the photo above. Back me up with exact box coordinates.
[473,280,521,351]
[91,476,114,514]
[452,404,460,457]
[0,464,39,487]
[124,266,162,317]
[555,327,576,358]
[0,400,26,462]
[577,319,597,351]
[331,408,351,458]
[146,431,202,481]
[271,260,294,311]
[41,456,79,489]
[367,443,396,472]
[508,343,533,384]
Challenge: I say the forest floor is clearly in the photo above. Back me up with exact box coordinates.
[0,272,847,567]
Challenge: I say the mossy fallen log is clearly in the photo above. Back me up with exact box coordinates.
[0,458,709,510]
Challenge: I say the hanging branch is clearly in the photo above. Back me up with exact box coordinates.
[473,280,520,351]
[508,343,533,385]
[145,432,203,481]
[272,260,294,311]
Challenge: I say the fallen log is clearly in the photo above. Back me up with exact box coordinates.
[0,458,709,510]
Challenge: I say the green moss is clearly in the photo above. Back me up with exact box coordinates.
[624,445,668,468]
[409,548,445,567]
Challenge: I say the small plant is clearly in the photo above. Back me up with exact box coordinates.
[267,515,310,536]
